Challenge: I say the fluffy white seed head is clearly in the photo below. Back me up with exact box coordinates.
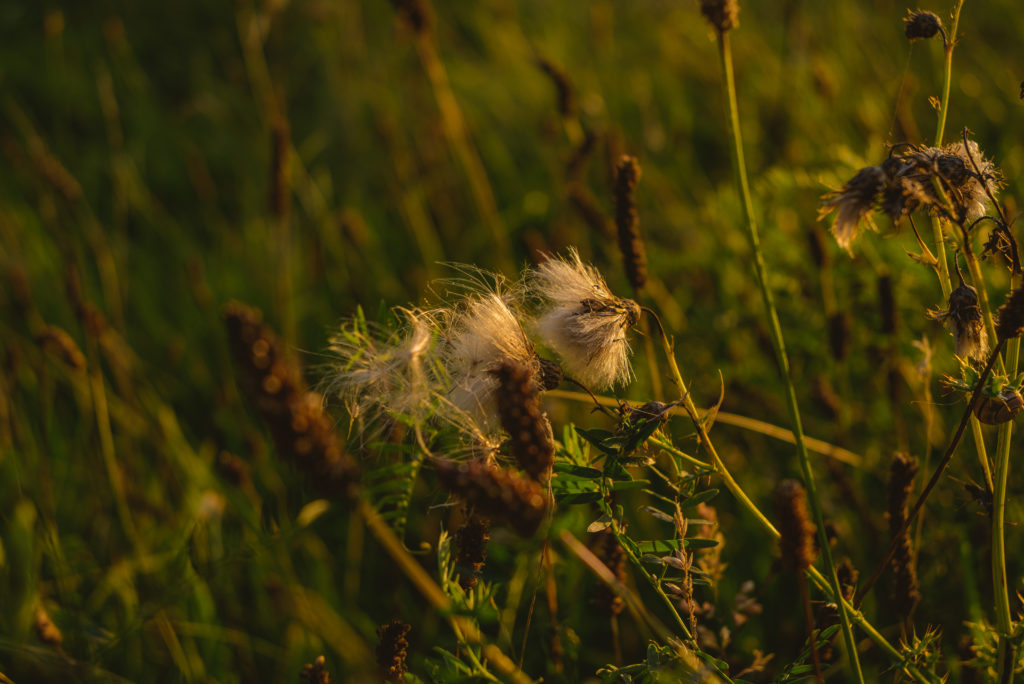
[529,249,639,389]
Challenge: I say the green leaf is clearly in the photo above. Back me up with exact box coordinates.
[587,514,613,533]
[553,463,604,479]
[610,479,650,491]
[684,538,720,549]
[681,489,719,508]
[558,491,603,504]
[604,460,632,481]
[636,539,681,554]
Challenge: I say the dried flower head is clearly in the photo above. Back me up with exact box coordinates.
[530,249,640,389]
[325,308,434,435]
[376,620,411,683]
[928,284,989,362]
[433,458,547,536]
[819,165,886,254]
[904,10,942,41]
[700,0,739,33]
[996,288,1024,341]
[494,358,555,481]
[775,480,816,573]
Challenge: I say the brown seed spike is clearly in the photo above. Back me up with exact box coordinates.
[775,480,816,573]
[454,508,490,590]
[613,155,647,291]
[433,459,547,536]
[904,10,942,41]
[700,0,739,33]
[494,358,555,481]
[224,301,359,501]
[299,655,332,684]
[376,620,411,683]
[996,288,1024,341]
[887,453,920,616]
[536,57,576,119]
[591,529,627,616]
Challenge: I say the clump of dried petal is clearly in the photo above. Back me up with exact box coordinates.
[775,480,816,573]
[819,165,886,253]
[887,452,920,616]
[700,0,739,33]
[996,287,1024,341]
[376,620,411,683]
[300,655,332,684]
[591,529,627,616]
[454,509,490,590]
[434,458,547,536]
[904,10,942,41]
[614,155,647,291]
[225,302,359,500]
[494,358,554,480]
[928,284,988,362]
[325,308,434,436]
[530,249,639,389]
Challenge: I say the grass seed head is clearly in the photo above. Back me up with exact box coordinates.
[376,620,411,683]
[530,248,638,389]
[904,10,942,41]
[299,655,332,684]
[433,458,548,536]
[591,529,627,616]
[700,0,739,34]
[887,453,921,615]
[494,358,555,481]
[454,508,490,590]
[775,480,816,573]
[613,155,648,291]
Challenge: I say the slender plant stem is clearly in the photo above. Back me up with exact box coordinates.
[993,335,1019,682]
[715,31,864,682]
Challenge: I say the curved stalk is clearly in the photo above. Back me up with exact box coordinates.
[715,31,864,682]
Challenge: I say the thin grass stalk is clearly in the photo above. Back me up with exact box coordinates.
[714,31,864,682]
[928,0,967,298]
[993,335,1019,682]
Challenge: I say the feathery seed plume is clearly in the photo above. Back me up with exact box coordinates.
[531,249,639,389]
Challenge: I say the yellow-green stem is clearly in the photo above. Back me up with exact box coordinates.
[993,335,1019,682]
[716,31,864,682]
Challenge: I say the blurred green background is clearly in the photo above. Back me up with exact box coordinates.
[2,0,1023,680]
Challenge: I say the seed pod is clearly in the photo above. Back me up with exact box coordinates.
[700,0,739,33]
[973,388,1024,425]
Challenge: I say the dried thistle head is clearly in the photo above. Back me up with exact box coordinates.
[700,0,739,33]
[904,10,942,41]
[818,165,886,254]
[530,249,639,389]
[996,288,1024,341]
[928,284,989,362]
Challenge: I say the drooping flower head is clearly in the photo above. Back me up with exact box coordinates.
[529,249,639,389]
[928,284,988,363]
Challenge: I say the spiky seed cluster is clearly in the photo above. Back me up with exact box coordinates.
[454,509,490,590]
[996,288,1024,341]
[433,458,547,536]
[613,155,648,291]
[904,10,942,41]
[494,358,555,481]
[224,302,359,500]
[887,453,921,616]
[775,480,816,573]
[700,0,739,33]
[300,655,332,684]
[928,284,988,362]
[376,620,411,683]
[591,529,626,616]
[532,249,640,389]
[820,140,1004,252]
